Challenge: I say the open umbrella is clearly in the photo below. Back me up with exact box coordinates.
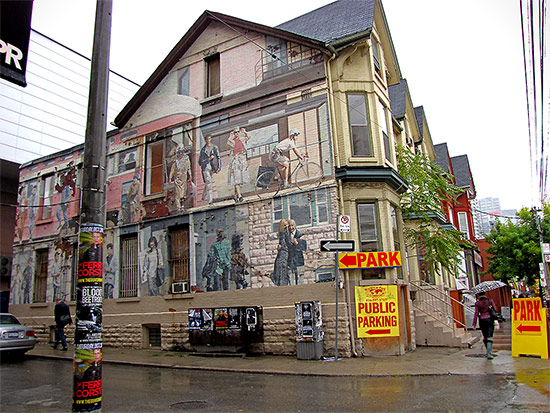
[469,280,507,295]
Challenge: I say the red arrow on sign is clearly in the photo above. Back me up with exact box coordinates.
[365,329,391,335]
[517,324,541,333]
[339,254,357,267]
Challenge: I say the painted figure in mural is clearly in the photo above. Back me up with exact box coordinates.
[127,174,142,222]
[51,250,63,300]
[205,228,231,291]
[104,243,117,299]
[270,129,305,188]
[28,184,38,239]
[21,258,33,304]
[199,135,221,204]
[55,165,76,231]
[227,127,250,203]
[15,185,28,241]
[287,219,306,285]
[142,236,164,296]
[82,231,103,263]
[271,219,292,286]
[169,145,193,211]
[230,233,251,289]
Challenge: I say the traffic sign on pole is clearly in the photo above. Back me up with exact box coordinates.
[320,240,355,252]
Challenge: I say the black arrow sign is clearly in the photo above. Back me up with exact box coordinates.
[320,240,355,252]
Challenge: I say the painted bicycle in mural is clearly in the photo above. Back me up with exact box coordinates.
[254,152,325,198]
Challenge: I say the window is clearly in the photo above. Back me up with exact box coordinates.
[357,203,379,252]
[145,124,193,196]
[457,212,469,238]
[33,249,48,302]
[391,205,403,279]
[271,189,330,232]
[205,54,220,97]
[379,101,391,163]
[347,93,372,157]
[371,37,382,78]
[39,175,55,220]
[169,227,189,282]
[178,66,190,96]
[120,235,138,298]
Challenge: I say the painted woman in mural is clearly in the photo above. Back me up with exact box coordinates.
[104,243,117,299]
[55,164,76,231]
[199,135,221,204]
[227,127,250,203]
[202,228,231,291]
[15,185,28,241]
[169,145,193,211]
[51,250,63,300]
[127,174,142,222]
[287,219,306,285]
[271,219,292,286]
[142,236,164,296]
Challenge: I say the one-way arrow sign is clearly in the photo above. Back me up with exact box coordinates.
[320,240,355,252]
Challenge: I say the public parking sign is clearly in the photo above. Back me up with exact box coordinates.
[511,297,549,359]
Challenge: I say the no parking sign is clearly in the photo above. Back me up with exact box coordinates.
[338,215,350,232]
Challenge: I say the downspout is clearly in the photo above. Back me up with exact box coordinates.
[325,44,358,357]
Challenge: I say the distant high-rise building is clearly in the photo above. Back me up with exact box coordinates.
[472,197,518,239]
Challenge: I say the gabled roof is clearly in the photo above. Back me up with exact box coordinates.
[114,10,326,128]
[388,79,408,119]
[277,0,375,45]
[434,143,451,174]
[451,154,475,193]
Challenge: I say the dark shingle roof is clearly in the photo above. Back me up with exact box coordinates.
[276,0,376,45]
[451,155,473,189]
[434,143,451,173]
[414,106,425,139]
[388,79,408,119]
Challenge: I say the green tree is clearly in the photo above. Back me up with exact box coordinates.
[396,146,473,276]
[485,203,549,286]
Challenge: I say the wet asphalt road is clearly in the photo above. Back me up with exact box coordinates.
[0,357,547,412]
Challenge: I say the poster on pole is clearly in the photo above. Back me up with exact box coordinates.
[74,224,104,411]
[355,285,399,338]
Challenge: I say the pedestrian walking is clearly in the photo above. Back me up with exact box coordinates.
[472,292,497,359]
[53,298,72,350]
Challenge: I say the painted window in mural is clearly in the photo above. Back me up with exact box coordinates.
[39,174,55,220]
[120,235,138,298]
[33,249,48,302]
[271,189,330,232]
[347,93,373,157]
[118,148,137,174]
[169,227,189,283]
[178,66,190,96]
[145,124,193,200]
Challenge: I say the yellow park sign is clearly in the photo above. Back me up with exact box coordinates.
[511,297,549,359]
[355,285,400,338]
[338,251,401,270]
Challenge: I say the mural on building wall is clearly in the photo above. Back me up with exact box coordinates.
[270,218,306,286]
[120,174,143,224]
[227,127,250,203]
[50,238,73,301]
[103,232,117,299]
[140,227,168,296]
[54,163,77,232]
[11,250,33,304]
[198,135,221,204]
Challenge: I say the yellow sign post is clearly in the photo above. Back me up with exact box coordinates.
[355,285,399,338]
[511,297,549,359]
[338,251,402,270]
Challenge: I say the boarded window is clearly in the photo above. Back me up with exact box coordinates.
[169,228,189,282]
[120,235,138,297]
[33,249,48,302]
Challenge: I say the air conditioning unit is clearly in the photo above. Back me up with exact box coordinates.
[171,281,189,294]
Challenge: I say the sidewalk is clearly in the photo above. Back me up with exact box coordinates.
[27,339,549,378]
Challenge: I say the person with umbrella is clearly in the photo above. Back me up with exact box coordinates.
[472,291,497,359]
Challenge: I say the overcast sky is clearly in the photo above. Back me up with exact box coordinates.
[30,0,536,211]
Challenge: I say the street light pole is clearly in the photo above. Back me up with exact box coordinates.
[73,1,112,411]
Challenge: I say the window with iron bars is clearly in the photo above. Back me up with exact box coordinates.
[33,249,48,303]
[169,227,190,282]
[120,235,138,297]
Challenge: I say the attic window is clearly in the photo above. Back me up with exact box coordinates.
[178,66,190,96]
[371,37,382,78]
[205,54,220,97]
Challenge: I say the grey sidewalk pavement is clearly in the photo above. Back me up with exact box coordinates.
[27,340,550,379]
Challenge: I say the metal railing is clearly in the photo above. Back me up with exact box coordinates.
[409,280,468,333]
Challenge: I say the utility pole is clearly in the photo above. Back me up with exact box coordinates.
[73,1,112,411]
[533,208,549,304]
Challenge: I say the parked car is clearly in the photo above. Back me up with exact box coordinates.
[0,313,36,356]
